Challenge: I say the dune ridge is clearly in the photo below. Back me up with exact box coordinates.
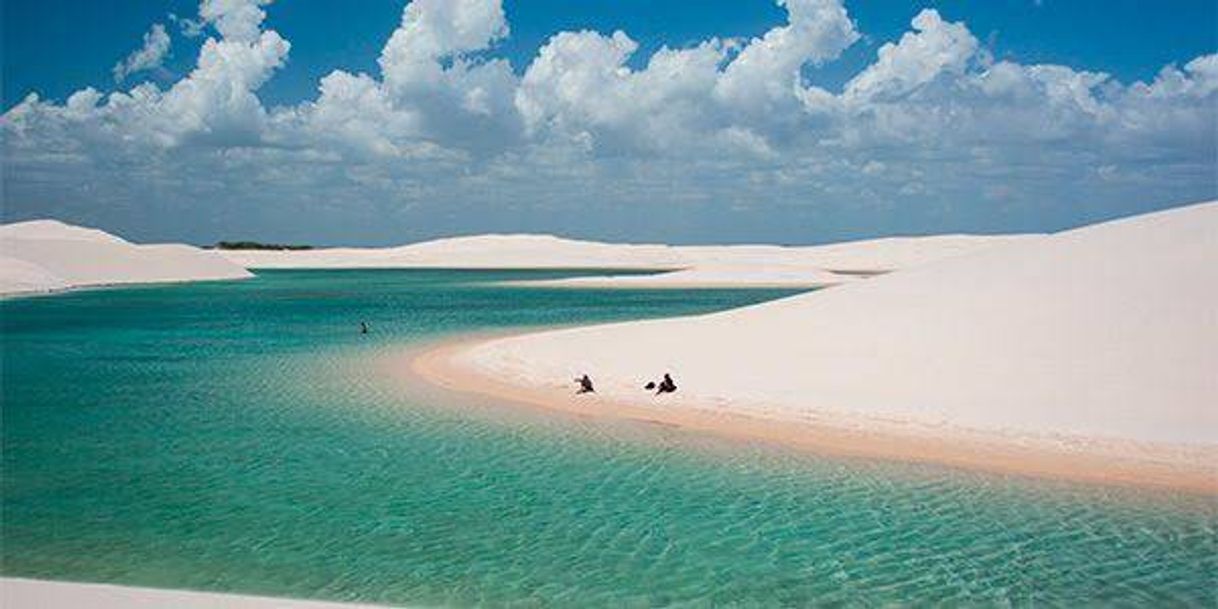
[499,264,862,289]
[220,232,1039,288]
[0,220,252,296]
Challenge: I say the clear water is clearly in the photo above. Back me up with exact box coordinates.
[2,270,1215,607]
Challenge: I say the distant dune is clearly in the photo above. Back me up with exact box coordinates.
[500,264,863,289]
[443,202,1218,470]
[0,220,252,296]
[221,232,1039,288]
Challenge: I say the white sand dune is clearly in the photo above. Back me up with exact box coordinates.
[500,235,1043,288]
[220,235,677,269]
[0,256,71,294]
[455,202,1218,449]
[0,220,252,296]
[0,578,392,609]
[220,233,1037,288]
[218,234,1039,271]
[670,234,1044,272]
[501,264,861,289]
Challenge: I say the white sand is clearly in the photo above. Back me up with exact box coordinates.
[0,220,252,296]
[0,578,393,609]
[455,202,1218,449]
[219,234,681,269]
[220,234,1038,289]
[501,264,860,289]
[0,256,71,294]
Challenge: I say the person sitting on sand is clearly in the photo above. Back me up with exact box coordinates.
[655,373,676,395]
[575,374,595,394]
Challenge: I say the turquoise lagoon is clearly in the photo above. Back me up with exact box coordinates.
[2,270,1215,607]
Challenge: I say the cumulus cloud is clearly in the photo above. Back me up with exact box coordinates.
[378,0,509,86]
[2,0,1215,244]
[842,9,977,104]
[516,31,730,152]
[515,0,860,155]
[113,23,172,82]
[199,0,274,43]
[273,0,519,158]
[715,0,859,112]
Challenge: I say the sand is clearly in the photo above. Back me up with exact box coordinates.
[0,578,392,609]
[414,201,1218,489]
[220,233,1039,289]
[0,220,252,296]
[498,264,861,289]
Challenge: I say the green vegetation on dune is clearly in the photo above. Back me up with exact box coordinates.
[212,241,314,251]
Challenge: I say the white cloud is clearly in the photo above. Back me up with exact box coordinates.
[266,0,520,160]
[715,0,859,113]
[157,29,290,144]
[843,9,977,104]
[169,13,206,38]
[378,0,509,87]
[113,23,171,82]
[516,0,860,154]
[199,0,274,44]
[516,30,731,152]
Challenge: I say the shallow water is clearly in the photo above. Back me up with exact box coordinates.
[2,270,1215,607]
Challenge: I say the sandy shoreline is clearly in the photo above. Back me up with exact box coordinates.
[389,202,1218,494]
[0,578,393,608]
[400,334,1217,494]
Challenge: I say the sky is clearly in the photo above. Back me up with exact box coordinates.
[2,0,1215,246]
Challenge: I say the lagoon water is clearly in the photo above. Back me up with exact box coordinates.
[2,270,1215,607]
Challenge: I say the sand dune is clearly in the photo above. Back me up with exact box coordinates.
[0,220,252,296]
[500,264,860,289]
[2,219,1034,294]
[0,579,390,609]
[0,256,71,294]
[449,202,1218,455]
[220,233,1038,289]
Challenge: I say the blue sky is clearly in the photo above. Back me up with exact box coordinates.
[2,0,1215,245]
